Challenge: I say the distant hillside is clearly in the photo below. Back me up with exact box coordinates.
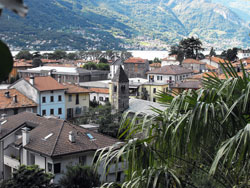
[0,0,249,50]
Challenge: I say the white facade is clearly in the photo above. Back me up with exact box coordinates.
[10,79,66,119]
[238,50,250,60]
[0,122,124,184]
[109,64,124,79]
[147,73,192,84]
[90,92,109,105]
[161,56,180,66]
[201,59,219,68]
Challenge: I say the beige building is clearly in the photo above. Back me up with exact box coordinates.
[63,83,91,119]
[139,82,169,102]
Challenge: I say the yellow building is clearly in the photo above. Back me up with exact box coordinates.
[63,83,91,119]
[139,82,169,102]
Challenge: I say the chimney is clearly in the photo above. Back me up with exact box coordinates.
[69,131,75,143]
[29,76,34,85]
[13,95,18,103]
[22,127,30,146]
[4,91,10,98]
[0,114,7,133]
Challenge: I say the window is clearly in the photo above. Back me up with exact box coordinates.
[50,96,54,102]
[116,172,122,182]
[99,97,103,101]
[121,85,126,93]
[58,95,62,102]
[105,97,109,102]
[153,98,156,102]
[48,163,52,172]
[54,163,61,174]
[114,86,117,92]
[58,108,62,115]
[79,156,86,165]
[68,95,72,102]
[93,96,96,101]
[76,94,79,105]
[169,76,172,81]
[42,97,46,103]
[50,91,54,93]
[42,110,46,116]
[14,109,18,115]
[153,88,156,93]
[50,109,54,115]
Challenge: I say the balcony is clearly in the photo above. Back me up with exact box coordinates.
[4,155,20,169]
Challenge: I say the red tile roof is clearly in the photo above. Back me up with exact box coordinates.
[25,76,67,91]
[183,58,205,65]
[0,89,37,110]
[150,63,161,67]
[63,83,92,94]
[205,64,218,70]
[210,57,229,64]
[13,61,33,68]
[124,57,147,64]
[89,88,109,94]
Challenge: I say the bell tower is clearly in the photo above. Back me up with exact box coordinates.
[110,65,129,113]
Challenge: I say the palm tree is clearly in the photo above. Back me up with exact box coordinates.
[94,62,250,188]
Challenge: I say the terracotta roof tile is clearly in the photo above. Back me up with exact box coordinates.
[171,80,202,89]
[124,57,147,64]
[183,58,205,65]
[210,57,229,64]
[150,63,161,67]
[25,76,67,91]
[63,83,92,94]
[89,88,109,94]
[191,72,217,79]
[13,61,33,68]
[147,65,193,75]
[205,64,218,70]
[0,89,37,110]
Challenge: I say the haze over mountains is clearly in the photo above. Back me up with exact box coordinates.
[0,0,249,50]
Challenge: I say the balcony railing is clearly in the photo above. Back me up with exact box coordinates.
[4,155,20,169]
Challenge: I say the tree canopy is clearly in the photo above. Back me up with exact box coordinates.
[0,165,55,188]
[59,165,100,188]
[170,37,204,61]
[15,50,33,60]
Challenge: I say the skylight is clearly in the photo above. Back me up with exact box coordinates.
[86,133,94,140]
[43,133,53,141]
[1,120,7,125]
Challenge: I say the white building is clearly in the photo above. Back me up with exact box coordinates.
[238,49,250,60]
[161,55,180,66]
[9,76,67,119]
[89,88,110,105]
[0,112,124,183]
[146,65,193,84]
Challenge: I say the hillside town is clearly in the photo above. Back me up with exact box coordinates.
[1,0,250,187]
[0,45,250,186]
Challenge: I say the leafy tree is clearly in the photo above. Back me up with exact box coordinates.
[99,57,108,64]
[67,52,79,60]
[209,47,216,57]
[153,58,161,63]
[32,58,43,67]
[59,165,100,188]
[97,63,110,71]
[15,50,33,60]
[95,63,250,188]
[1,165,55,188]
[0,40,13,82]
[52,50,67,60]
[179,36,204,59]
[220,48,238,61]
[83,62,97,70]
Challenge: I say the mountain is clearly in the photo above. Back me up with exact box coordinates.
[212,0,250,22]
[0,0,249,50]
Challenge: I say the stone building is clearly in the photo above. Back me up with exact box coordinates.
[109,66,129,113]
[123,57,149,78]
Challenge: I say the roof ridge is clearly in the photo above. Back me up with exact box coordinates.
[50,120,65,156]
